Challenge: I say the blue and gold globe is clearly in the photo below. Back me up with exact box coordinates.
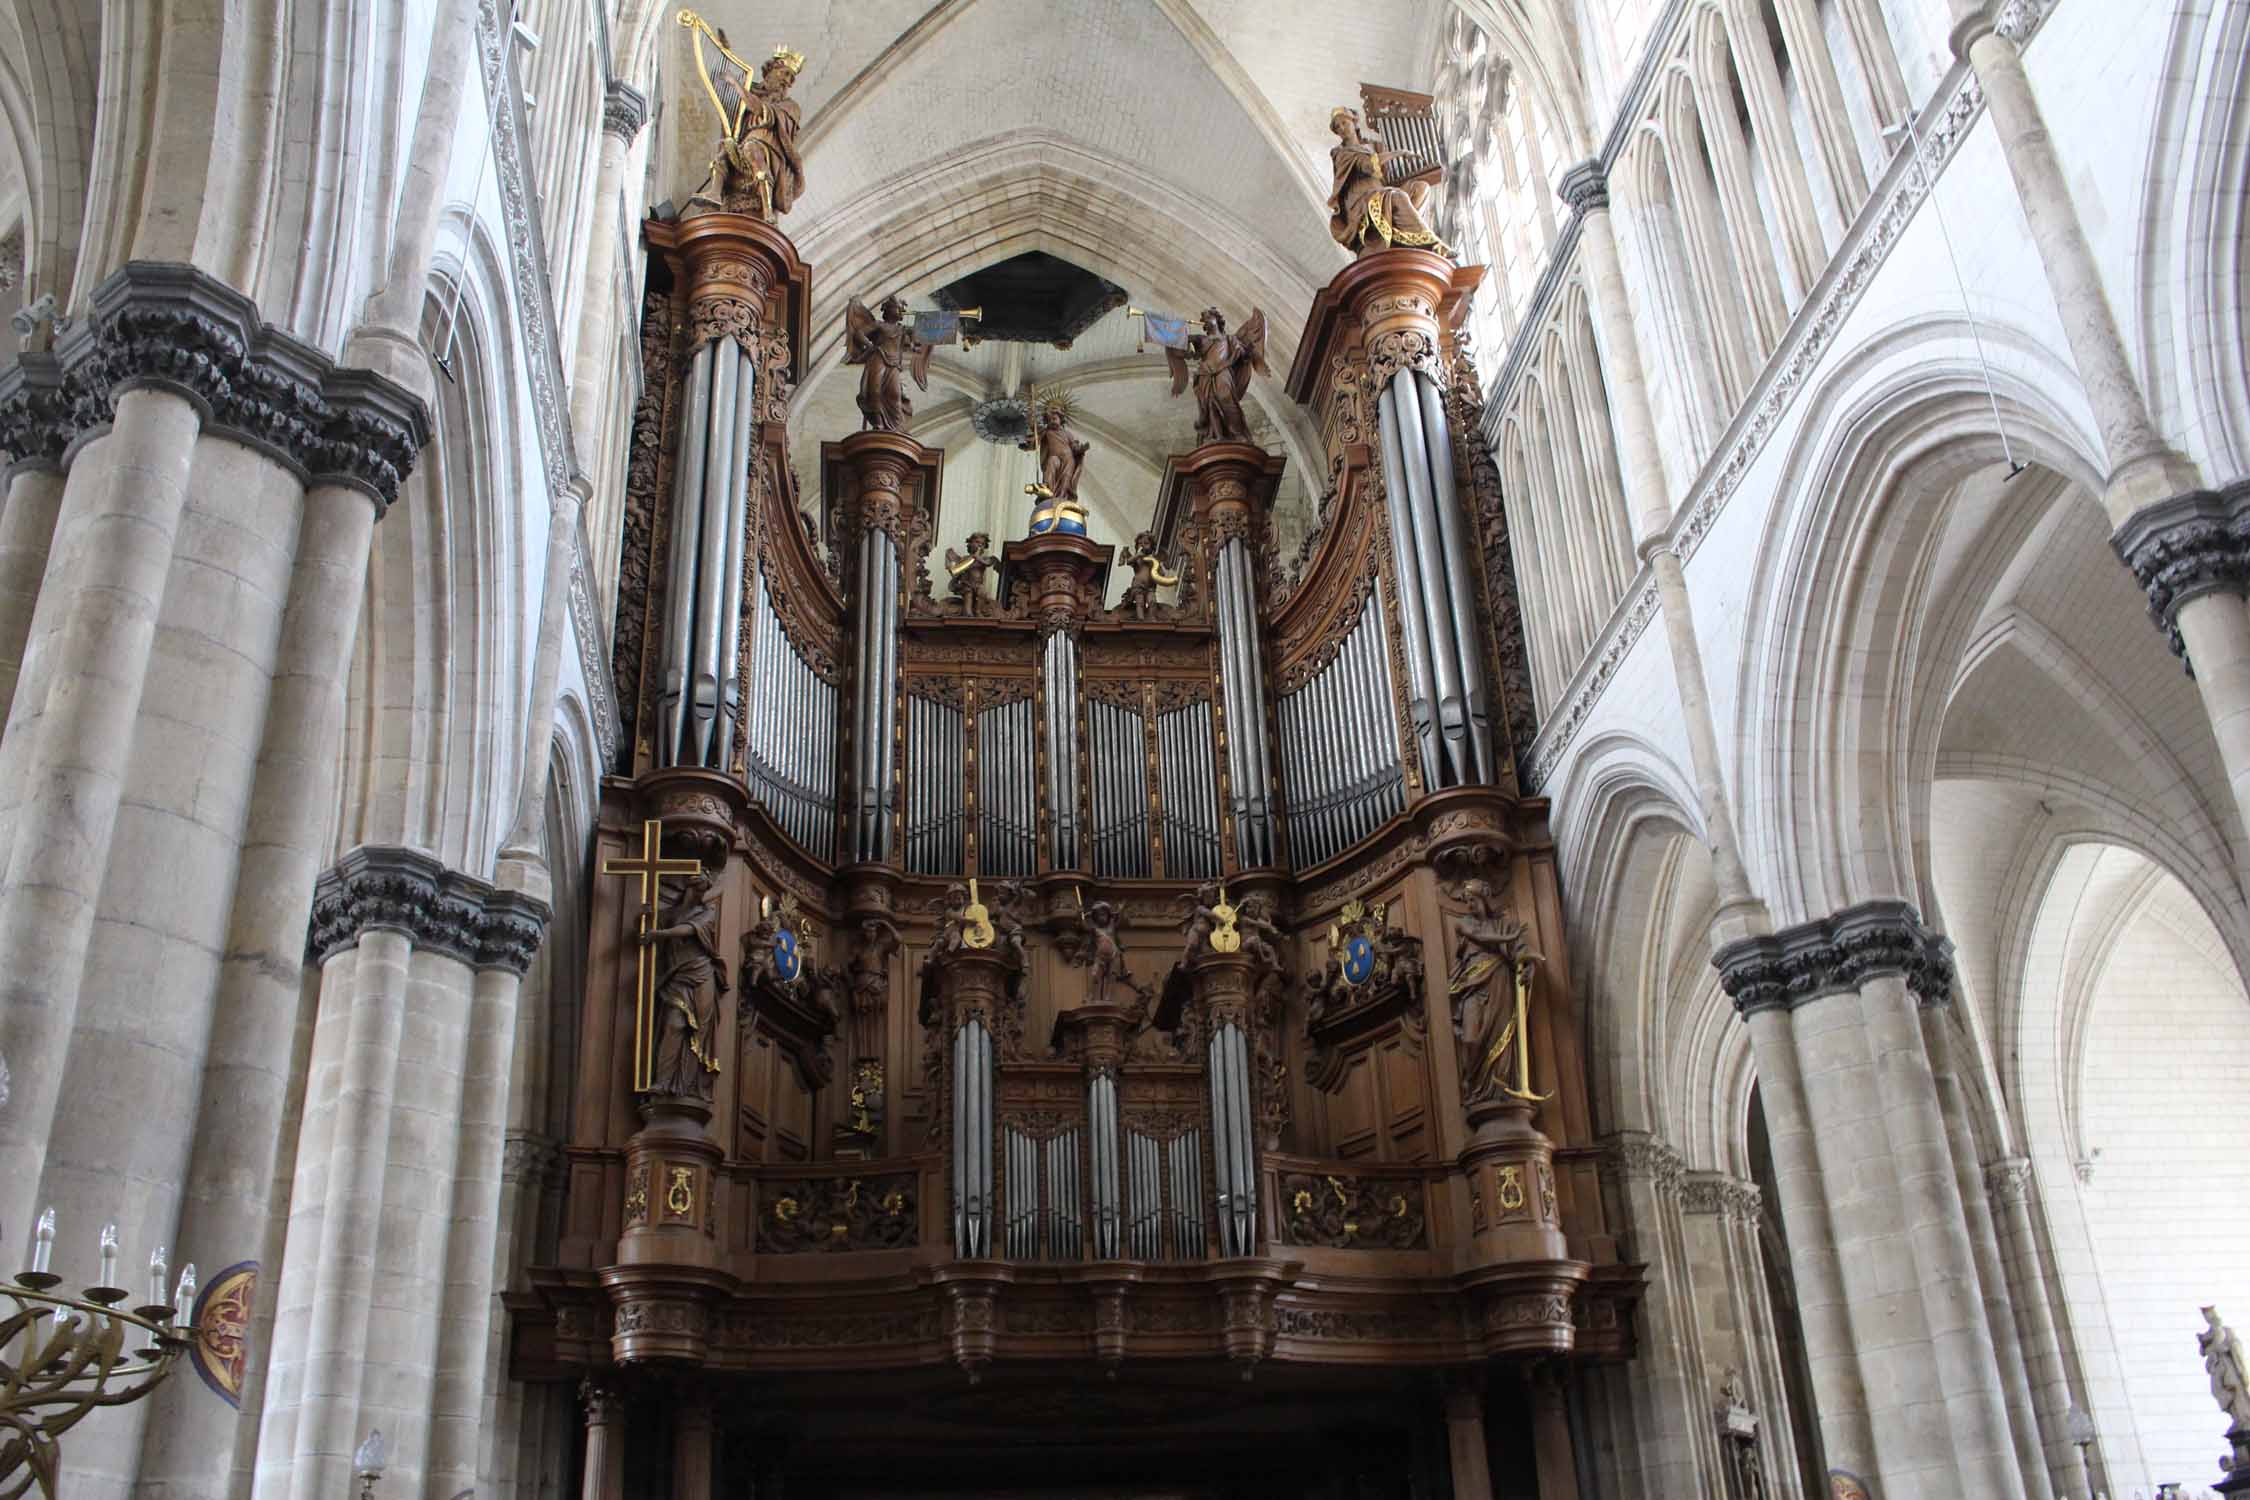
[1029,498,1089,537]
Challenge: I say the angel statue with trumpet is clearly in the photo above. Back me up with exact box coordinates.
[678,11,806,220]
[1163,306,1270,446]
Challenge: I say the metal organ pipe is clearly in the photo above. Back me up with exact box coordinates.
[1389,373,1471,787]
[659,345,713,764]
[1375,382,1441,789]
[1416,370,1495,782]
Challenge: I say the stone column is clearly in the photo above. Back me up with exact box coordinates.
[1924,1010,2052,1495]
[136,398,423,1500]
[259,850,547,1500]
[580,1381,627,1500]
[1716,903,2025,1499]
[1950,8,2250,850]
[1443,1379,1495,1500]
[1603,1135,1721,1499]
[1986,1156,2089,1498]
[0,348,70,730]
[1559,163,1770,948]
[568,83,649,446]
[1721,976,1874,1484]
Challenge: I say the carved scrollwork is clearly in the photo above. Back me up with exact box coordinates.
[1365,328,1437,387]
[1279,1171,1428,1250]
[756,1173,918,1253]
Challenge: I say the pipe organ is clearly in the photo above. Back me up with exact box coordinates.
[540,187,1636,1493]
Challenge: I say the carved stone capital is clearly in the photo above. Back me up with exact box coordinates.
[2110,479,2250,665]
[602,79,650,143]
[1679,1171,1729,1216]
[307,845,553,974]
[1984,1155,2034,1205]
[580,1377,628,1424]
[1712,900,1954,1017]
[1557,159,1610,215]
[1600,1130,1684,1192]
[503,1131,564,1187]
[0,262,430,509]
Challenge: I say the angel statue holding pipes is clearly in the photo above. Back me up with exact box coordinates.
[1159,306,1270,446]
[679,11,806,220]
[844,294,933,433]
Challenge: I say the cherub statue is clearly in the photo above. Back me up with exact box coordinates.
[1235,893,1288,973]
[844,294,932,432]
[642,869,727,1099]
[1059,889,1143,1009]
[2203,1306,2250,1428]
[1303,944,1347,1024]
[1176,881,1226,962]
[1166,306,1270,445]
[944,532,996,617]
[679,15,805,220]
[738,894,803,994]
[1444,877,1542,1105]
[1119,531,1181,621]
[1326,106,1448,257]
[1019,405,1088,503]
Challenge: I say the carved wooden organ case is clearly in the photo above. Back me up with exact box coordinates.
[517,216,1640,1393]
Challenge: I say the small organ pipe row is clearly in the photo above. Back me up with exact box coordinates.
[1087,698,1152,879]
[903,693,965,875]
[851,526,901,862]
[1213,538,1276,866]
[1277,592,1407,866]
[1002,1124,1084,1261]
[1088,1071,1122,1259]
[951,1018,994,1257]
[744,574,840,856]
[1375,368,1494,788]
[1042,631,1082,869]
[658,338,757,768]
[1124,1128,1206,1260]
[975,697,1036,878]
[1155,699,1222,882]
[1206,1023,1259,1256]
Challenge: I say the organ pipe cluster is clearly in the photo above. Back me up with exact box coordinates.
[1043,632,1083,870]
[1206,1022,1259,1257]
[1086,697,1153,879]
[850,525,902,862]
[951,1017,994,1256]
[658,339,757,768]
[975,697,1038,878]
[1278,592,1408,866]
[903,692,965,875]
[744,574,840,855]
[1212,537,1278,866]
[1375,367,1494,788]
[1154,700,1222,882]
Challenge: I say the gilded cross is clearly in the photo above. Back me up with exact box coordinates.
[602,819,703,1092]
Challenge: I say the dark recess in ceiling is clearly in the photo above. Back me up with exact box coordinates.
[932,251,1127,348]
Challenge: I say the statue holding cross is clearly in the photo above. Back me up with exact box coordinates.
[603,819,725,1099]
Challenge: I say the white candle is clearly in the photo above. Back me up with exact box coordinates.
[98,1223,118,1288]
[30,1207,53,1275]
[147,1246,168,1308]
[173,1262,197,1325]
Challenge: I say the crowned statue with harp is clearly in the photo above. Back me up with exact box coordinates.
[679,11,806,220]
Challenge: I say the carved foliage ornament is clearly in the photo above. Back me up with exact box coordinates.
[0,263,428,506]
[1712,900,1954,1016]
[308,845,550,974]
[2109,478,2250,667]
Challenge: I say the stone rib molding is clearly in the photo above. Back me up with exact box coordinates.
[308,845,553,974]
[2109,477,2250,664]
[0,261,430,506]
[1712,899,1956,1016]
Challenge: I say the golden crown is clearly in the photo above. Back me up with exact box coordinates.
[770,44,806,75]
[1330,105,1355,125]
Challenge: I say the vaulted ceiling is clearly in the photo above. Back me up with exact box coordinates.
[676,0,1450,567]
